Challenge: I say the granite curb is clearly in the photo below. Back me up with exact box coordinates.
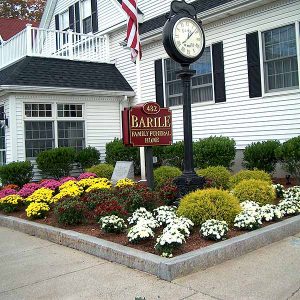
[1,214,300,281]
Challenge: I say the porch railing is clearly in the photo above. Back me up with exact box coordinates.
[0,24,110,70]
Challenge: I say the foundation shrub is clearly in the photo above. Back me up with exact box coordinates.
[196,166,231,189]
[233,179,276,205]
[0,161,33,186]
[275,136,300,184]
[243,140,281,173]
[86,164,114,179]
[230,170,272,188]
[177,188,241,226]
[193,136,236,169]
[160,141,184,169]
[36,147,76,179]
[105,138,140,174]
[94,200,128,221]
[54,197,87,225]
[154,166,182,187]
[76,146,100,170]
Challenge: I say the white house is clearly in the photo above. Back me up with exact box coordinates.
[0,0,299,174]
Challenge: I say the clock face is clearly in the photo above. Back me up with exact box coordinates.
[173,17,204,59]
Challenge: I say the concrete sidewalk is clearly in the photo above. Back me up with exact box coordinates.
[1,227,300,300]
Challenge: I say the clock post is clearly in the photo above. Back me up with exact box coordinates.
[163,0,205,198]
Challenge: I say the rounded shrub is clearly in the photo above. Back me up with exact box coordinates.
[105,138,140,174]
[0,161,33,187]
[193,136,236,169]
[196,166,231,189]
[275,136,300,184]
[86,163,114,179]
[243,140,281,173]
[76,146,100,170]
[154,166,182,187]
[36,147,76,179]
[230,169,272,188]
[177,188,241,226]
[233,179,276,205]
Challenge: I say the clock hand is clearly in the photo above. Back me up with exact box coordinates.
[182,29,197,44]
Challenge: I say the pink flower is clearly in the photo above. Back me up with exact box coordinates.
[78,172,97,180]
[60,177,77,184]
[40,179,61,191]
[18,183,40,198]
[0,188,18,199]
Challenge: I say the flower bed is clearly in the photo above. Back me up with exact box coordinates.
[0,170,299,258]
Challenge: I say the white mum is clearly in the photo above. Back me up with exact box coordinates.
[200,219,229,241]
[128,207,153,225]
[234,211,262,230]
[127,223,154,243]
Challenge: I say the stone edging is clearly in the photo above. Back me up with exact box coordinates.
[1,214,300,281]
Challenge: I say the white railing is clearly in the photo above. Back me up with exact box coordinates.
[0,24,110,70]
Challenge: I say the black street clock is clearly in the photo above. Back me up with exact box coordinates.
[163,0,205,64]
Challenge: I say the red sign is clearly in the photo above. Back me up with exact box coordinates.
[122,102,173,147]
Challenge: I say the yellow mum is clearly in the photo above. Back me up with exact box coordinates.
[26,188,54,204]
[0,194,23,205]
[59,180,78,191]
[77,178,108,189]
[115,178,135,188]
[52,186,83,203]
[85,178,112,192]
[26,202,50,219]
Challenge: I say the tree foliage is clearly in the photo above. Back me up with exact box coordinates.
[0,0,46,22]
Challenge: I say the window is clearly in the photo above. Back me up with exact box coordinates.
[82,0,92,34]
[61,10,69,31]
[263,24,299,92]
[24,103,85,158]
[57,104,82,117]
[25,104,52,118]
[58,121,85,151]
[25,121,54,158]
[165,47,213,106]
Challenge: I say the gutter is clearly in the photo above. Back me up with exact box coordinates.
[0,85,135,98]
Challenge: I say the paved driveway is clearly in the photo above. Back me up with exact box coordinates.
[1,226,300,300]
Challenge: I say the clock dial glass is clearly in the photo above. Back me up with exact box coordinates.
[173,17,204,58]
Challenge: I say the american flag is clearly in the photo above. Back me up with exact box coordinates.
[122,0,142,62]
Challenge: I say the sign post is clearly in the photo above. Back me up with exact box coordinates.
[122,102,173,189]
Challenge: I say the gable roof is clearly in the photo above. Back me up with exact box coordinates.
[0,57,133,93]
[139,0,235,34]
[0,18,39,41]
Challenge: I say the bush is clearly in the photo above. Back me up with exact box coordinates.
[161,141,184,169]
[0,161,33,187]
[177,188,241,226]
[243,140,281,173]
[94,200,128,221]
[54,197,87,225]
[193,136,236,169]
[76,146,100,170]
[154,166,182,187]
[158,181,178,205]
[86,164,114,179]
[233,179,276,205]
[276,136,300,184]
[230,170,272,188]
[36,147,76,179]
[196,166,231,189]
[105,138,140,174]
[80,189,115,210]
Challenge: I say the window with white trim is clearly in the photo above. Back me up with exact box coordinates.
[60,10,69,31]
[164,47,213,107]
[263,24,299,92]
[81,0,92,34]
[24,103,85,158]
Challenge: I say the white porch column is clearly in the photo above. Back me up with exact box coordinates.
[26,24,32,56]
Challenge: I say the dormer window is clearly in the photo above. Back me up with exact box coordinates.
[82,0,92,34]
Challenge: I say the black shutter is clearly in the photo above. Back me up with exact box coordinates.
[154,59,165,108]
[75,2,81,33]
[55,14,60,50]
[212,42,226,103]
[246,32,262,98]
[91,0,98,33]
[69,5,75,31]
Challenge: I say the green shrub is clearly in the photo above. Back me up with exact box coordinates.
[243,140,281,173]
[193,136,236,169]
[230,170,272,188]
[154,166,182,187]
[196,166,231,189]
[36,147,76,179]
[0,161,33,186]
[233,179,276,205]
[162,141,184,169]
[105,138,140,174]
[276,136,300,184]
[177,188,241,226]
[76,146,100,170]
[86,163,114,179]
[54,197,87,225]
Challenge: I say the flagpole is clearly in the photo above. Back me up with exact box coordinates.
[135,2,146,181]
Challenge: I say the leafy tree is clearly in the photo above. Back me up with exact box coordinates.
[0,0,46,22]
